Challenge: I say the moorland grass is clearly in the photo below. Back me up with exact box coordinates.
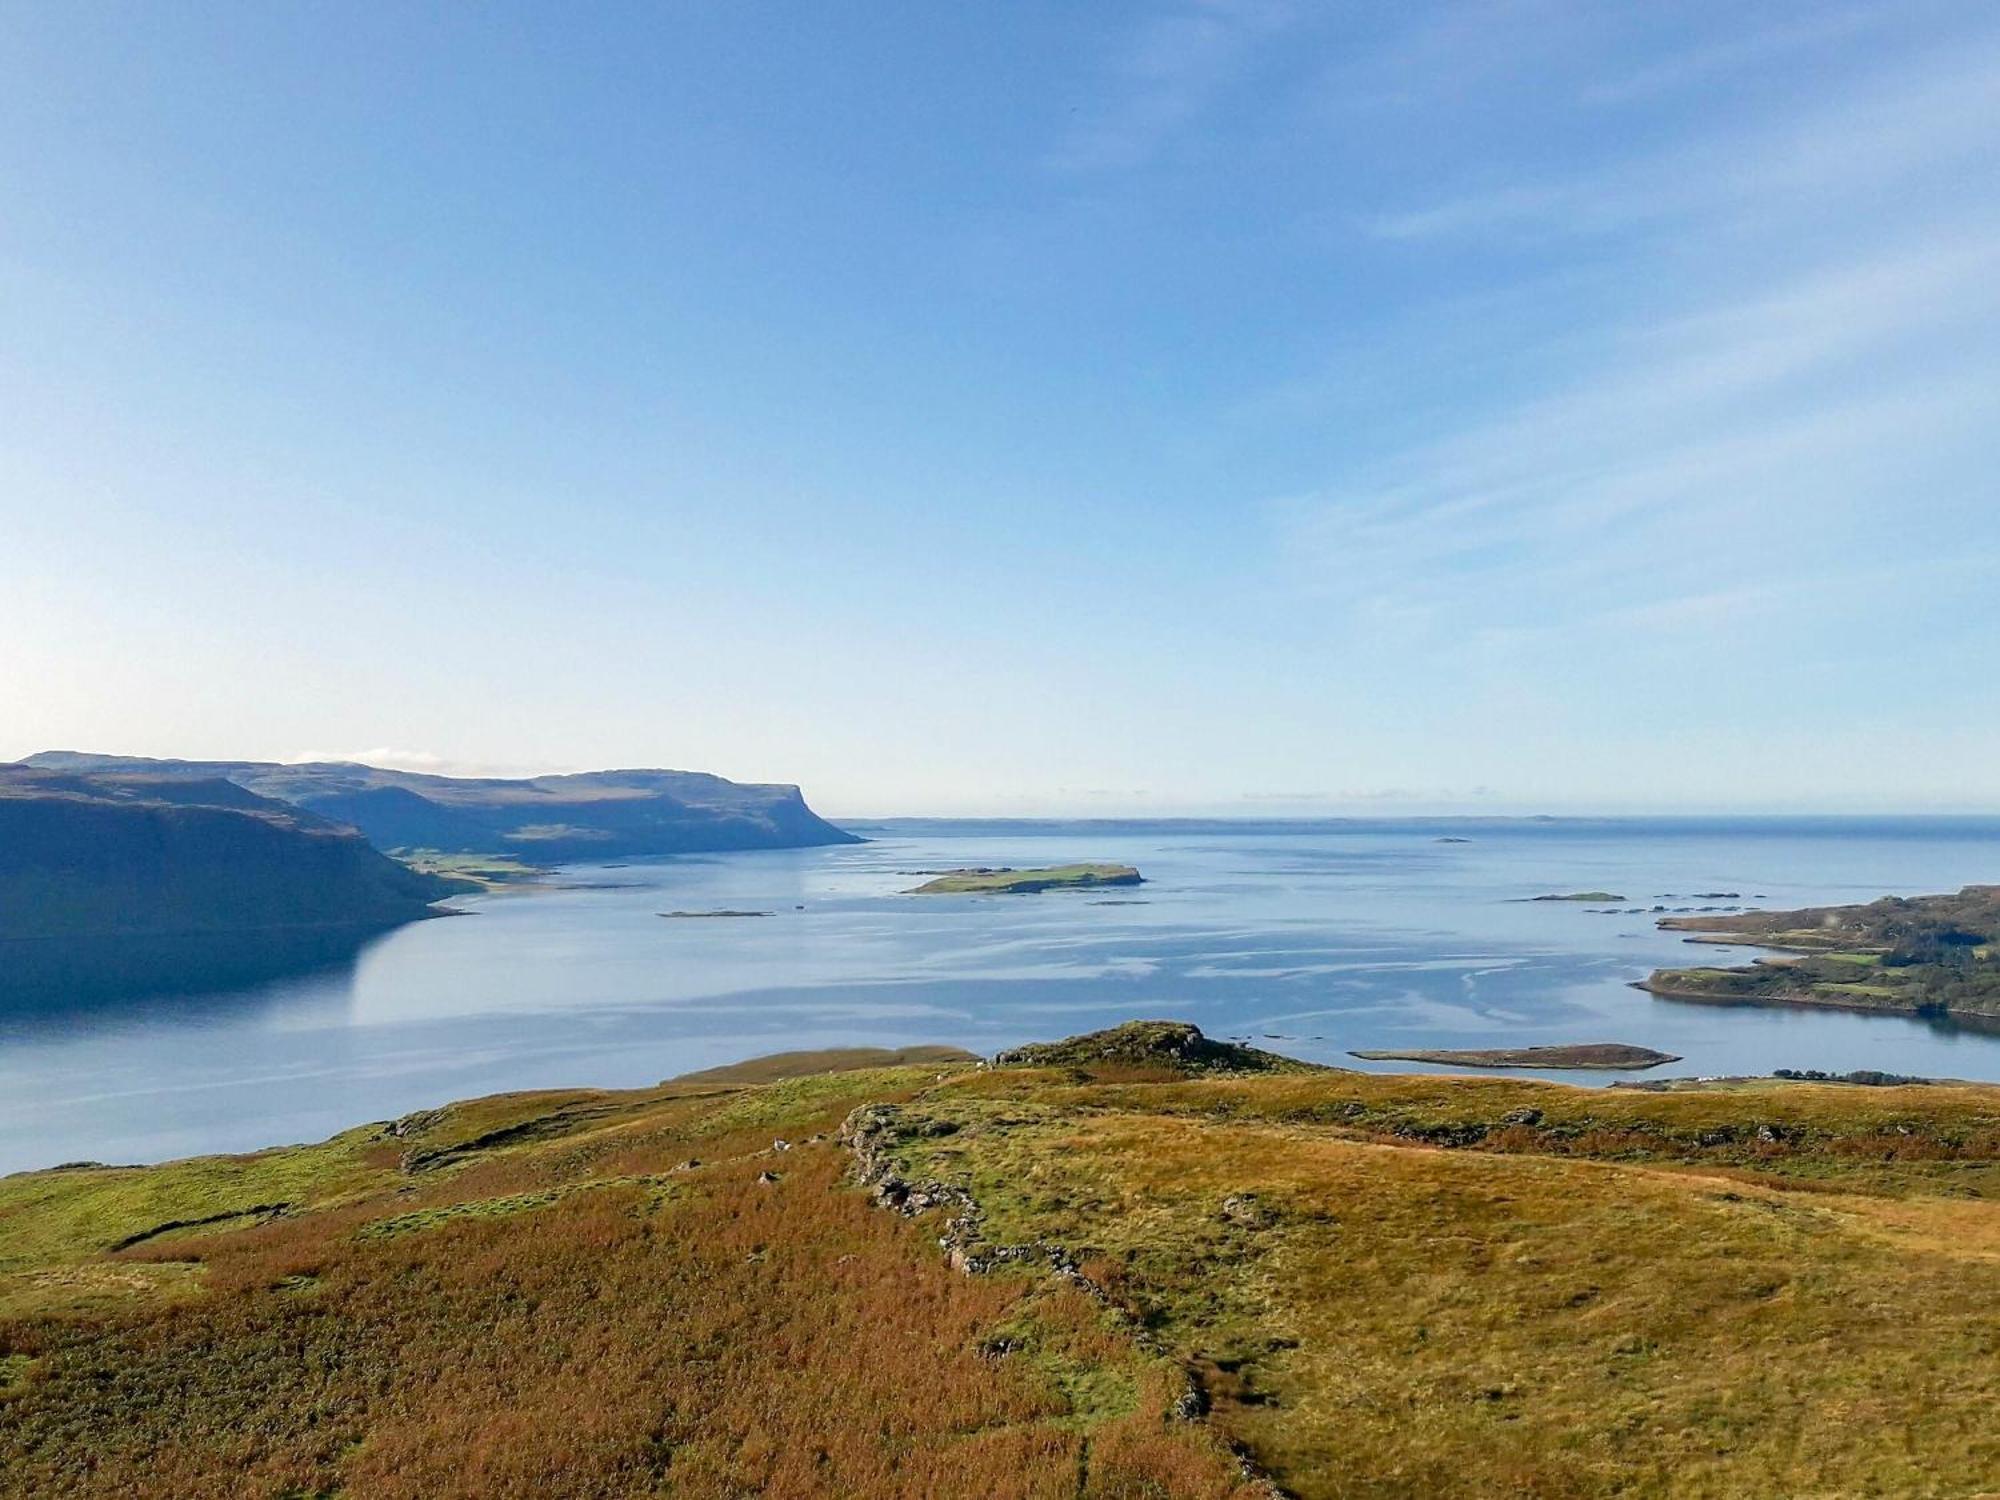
[6,1028,2000,1497]
[0,1065,1258,1500]
[886,1064,2000,1498]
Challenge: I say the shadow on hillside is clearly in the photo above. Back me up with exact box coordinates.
[1643,986,2000,1040]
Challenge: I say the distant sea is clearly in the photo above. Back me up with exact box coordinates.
[4,816,1998,1174]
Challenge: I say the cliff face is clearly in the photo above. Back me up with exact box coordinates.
[23,754,860,861]
[0,769,467,941]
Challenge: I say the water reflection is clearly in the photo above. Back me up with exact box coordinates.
[1641,986,2000,1041]
[0,922,402,1030]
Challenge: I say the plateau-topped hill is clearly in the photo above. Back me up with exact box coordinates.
[24,752,858,861]
[5,1020,2000,1497]
[0,766,467,944]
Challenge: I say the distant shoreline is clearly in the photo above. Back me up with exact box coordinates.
[840,813,2000,838]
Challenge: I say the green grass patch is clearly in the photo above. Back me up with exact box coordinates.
[392,849,548,887]
[0,1353,35,1396]
[688,1065,952,1139]
[0,1129,388,1272]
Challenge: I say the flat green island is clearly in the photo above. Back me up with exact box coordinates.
[1351,1043,1681,1070]
[909,862,1143,895]
[1531,891,1626,902]
[1643,884,2000,1022]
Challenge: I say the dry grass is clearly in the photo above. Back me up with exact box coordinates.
[8,1041,2000,1497]
[0,1066,1256,1500]
[883,1067,2000,1498]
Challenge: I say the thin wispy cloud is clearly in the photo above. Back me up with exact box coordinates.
[1048,0,1296,172]
[1276,14,2000,667]
[8,4,1998,809]
[1579,3,1899,106]
[1279,277,2000,635]
[1367,35,2000,242]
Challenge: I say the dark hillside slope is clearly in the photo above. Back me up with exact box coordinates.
[0,768,465,942]
[24,753,858,860]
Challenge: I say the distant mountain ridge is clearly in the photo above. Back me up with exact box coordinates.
[23,752,860,861]
[0,765,467,943]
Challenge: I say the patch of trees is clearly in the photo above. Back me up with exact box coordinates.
[1881,924,1987,968]
[1773,1068,1933,1087]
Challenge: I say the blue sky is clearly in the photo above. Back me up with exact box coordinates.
[3,2,1997,814]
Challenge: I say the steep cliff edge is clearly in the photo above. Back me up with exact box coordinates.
[23,752,859,860]
[0,767,468,941]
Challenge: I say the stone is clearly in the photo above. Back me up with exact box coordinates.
[1220,1194,1277,1229]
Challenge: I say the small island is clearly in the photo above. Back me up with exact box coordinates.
[1350,1043,1680,1070]
[1530,891,1626,902]
[909,863,1143,895]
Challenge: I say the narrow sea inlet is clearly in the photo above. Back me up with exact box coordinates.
[4,816,1998,1174]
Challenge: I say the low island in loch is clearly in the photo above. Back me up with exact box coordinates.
[1351,1043,1681,1070]
[909,863,1144,895]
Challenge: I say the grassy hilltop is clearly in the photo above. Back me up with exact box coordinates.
[5,1022,2000,1497]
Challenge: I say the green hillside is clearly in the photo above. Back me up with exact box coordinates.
[5,1023,1998,1497]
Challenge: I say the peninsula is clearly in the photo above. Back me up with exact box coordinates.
[1640,885,2000,1022]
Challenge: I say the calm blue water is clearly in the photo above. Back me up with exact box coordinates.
[4,818,1999,1174]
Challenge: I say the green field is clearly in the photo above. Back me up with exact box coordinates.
[392,849,550,888]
